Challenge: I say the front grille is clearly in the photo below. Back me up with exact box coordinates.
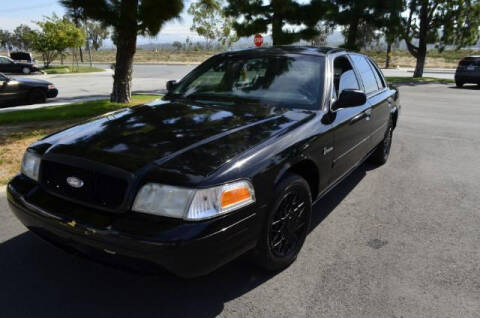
[40,160,129,211]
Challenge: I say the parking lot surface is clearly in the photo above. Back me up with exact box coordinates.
[0,83,479,317]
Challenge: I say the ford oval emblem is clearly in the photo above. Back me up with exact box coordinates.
[66,176,84,188]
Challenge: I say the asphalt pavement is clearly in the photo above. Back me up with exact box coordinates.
[0,82,479,317]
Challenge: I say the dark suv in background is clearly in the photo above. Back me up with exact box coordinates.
[455,56,480,87]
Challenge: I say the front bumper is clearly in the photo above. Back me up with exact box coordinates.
[7,175,261,277]
[47,88,58,98]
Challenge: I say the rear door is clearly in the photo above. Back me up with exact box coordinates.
[349,54,393,152]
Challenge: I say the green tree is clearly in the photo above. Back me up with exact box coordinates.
[61,0,184,103]
[402,0,480,77]
[0,30,13,53]
[330,0,389,51]
[63,5,87,62]
[310,22,334,47]
[188,0,238,49]
[381,0,404,68]
[11,25,35,51]
[225,0,336,46]
[172,41,183,51]
[86,21,109,51]
[30,16,86,67]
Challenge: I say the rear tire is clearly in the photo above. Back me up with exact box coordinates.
[456,80,464,88]
[369,118,393,166]
[29,89,46,104]
[22,67,31,75]
[252,173,312,272]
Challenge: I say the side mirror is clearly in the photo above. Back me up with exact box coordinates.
[166,80,177,92]
[334,89,367,110]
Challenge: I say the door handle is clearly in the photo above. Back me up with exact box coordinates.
[350,112,367,124]
[364,109,372,120]
[350,109,371,124]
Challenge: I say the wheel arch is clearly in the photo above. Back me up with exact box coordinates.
[392,108,399,130]
[274,158,320,202]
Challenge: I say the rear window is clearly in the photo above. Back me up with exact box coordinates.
[350,54,380,94]
[459,58,480,67]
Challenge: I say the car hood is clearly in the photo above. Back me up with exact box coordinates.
[33,99,314,183]
[13,77,50,86]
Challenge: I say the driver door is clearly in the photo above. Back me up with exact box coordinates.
[329,55,372,184]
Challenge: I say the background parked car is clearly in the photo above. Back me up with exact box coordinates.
[0,72,58,106]
[455,56,480,87]
[0,55,40,75]
[10,51,36,65]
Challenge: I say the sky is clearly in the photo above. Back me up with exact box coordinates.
[0,0,201,46]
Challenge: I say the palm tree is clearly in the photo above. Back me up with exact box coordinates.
[61,0,183,103]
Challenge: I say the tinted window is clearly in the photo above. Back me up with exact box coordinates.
[459,59,480,67]
[339,70,360,93]
[172,55,325,110]
[350,55,379,94]
[0,57,12,64]
[333,56,360,98]
[368,59,386,89]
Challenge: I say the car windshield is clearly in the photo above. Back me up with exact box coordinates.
[170,54,325,110]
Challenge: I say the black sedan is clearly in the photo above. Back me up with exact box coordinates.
[7,47,399,277]
[0,73,58,106]
[0,55,40,74]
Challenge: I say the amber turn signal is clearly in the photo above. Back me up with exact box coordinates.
[221,186,252,209]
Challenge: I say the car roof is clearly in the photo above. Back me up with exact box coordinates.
[221,46,347,57]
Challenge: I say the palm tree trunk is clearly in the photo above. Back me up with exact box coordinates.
[345,20,359,50]
[110,0,138,103]
[79,47,84,63]
[413,1,429,78]
[385,42,392,69]
[111,35,136,103]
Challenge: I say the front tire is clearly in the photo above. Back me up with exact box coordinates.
[252,173,312,272]
[22,67,31,75]
[370,118,393,165]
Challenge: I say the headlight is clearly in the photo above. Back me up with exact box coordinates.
[48,84,55,90]
[132,180,255,220]
[21,151,41,181]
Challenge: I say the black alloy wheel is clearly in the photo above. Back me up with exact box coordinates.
[253,173,312,271]
[269,192,308,258]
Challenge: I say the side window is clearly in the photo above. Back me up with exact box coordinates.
[350,55,379,94]
[368,58,386,89]
[333,56,360,98]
